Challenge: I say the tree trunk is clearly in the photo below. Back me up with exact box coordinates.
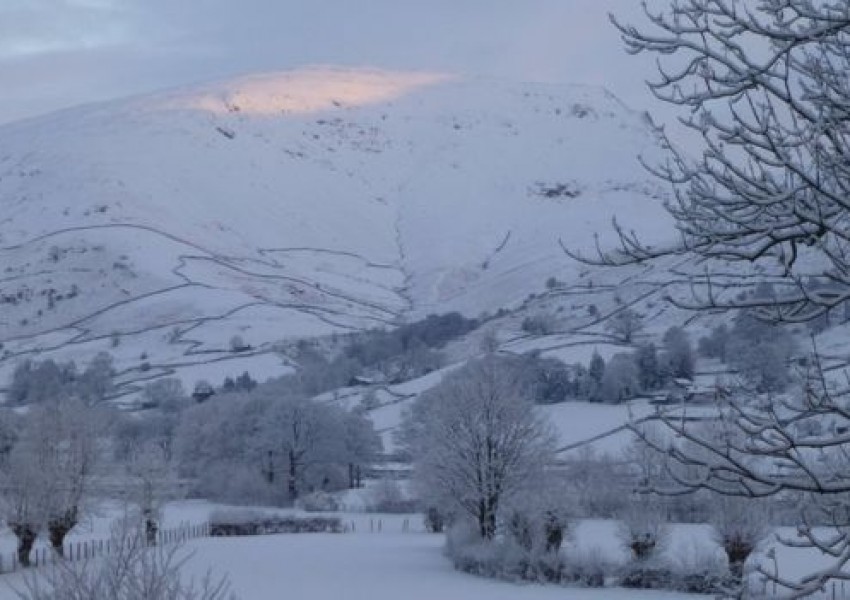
[264,450,275,484]
[47,507,79,557]
[145,517,159,546]
[725,539,753,582]
[288,450,298,500]
[11,524,37,567]
[478,496,498,540]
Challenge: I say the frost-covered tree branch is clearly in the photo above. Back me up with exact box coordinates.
[577,0,850,321]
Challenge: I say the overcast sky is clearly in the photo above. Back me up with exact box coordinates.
[0,1,668,126]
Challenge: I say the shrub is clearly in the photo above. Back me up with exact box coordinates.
[521,314,557,335]
[562,547,612,588]
[619,566,675,589]
[366,479,418,513]
[229,335,251,352]
[296,491,341,513]
[605,308,643,343]
[208,510,343,536]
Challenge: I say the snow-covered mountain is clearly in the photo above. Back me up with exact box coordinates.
[0,66,674,389]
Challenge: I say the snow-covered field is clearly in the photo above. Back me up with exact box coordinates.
[0,504,699,600]
[1,501,847,599]
[179,529,694,600]
[3,504,847,600]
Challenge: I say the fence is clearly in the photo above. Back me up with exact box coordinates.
[344,517,416,534]
[0,522,210,575]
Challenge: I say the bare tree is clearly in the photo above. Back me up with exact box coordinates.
[604,308,643,343]
[577,1,850,596]
[587,1,850,322]
[0,431,50,567]
[258,394,346,501]
[0,400,104,564]
[709,496,770,583]
[402,355,557,539]
[40,400,104,557]
[616,497,670,562]
[124,441,180,546]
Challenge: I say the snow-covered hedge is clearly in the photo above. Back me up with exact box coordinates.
[209,509,343,536]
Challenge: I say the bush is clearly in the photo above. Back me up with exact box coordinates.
[296,491,341,513]
[208,510,343,536]
[447,533,568,584]
[670,541,730,594]
[604,308,643,342]
[230,335,251,352]
[521,314,557,335]
[366,479,419,513]
[562,547,612,588]
[698,324,729,361]
[619,566,675,589]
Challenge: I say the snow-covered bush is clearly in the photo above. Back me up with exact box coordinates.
[446,526,568,584]
[445,479,574,585]
[669,541,730,595]
[521,314,557,336]
[604,308,643,343]
[562,547,612,588]
[365,479,418,513]
[208,510,343,536]
[296,491,340,513]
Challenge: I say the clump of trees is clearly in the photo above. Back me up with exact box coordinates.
[7,352,115,406]
[698,312,796,393]
[605,308,644,343]
[340,312,478,384]
[176,374,381,505]
[527,325,696,406]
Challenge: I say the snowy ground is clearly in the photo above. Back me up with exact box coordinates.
[1,502,848,599]
[0,509,695,600]
[179,530,695,600]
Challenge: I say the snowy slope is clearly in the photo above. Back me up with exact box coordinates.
[0,66,672,389]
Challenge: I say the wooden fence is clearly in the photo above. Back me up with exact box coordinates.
[0,522,210,574]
